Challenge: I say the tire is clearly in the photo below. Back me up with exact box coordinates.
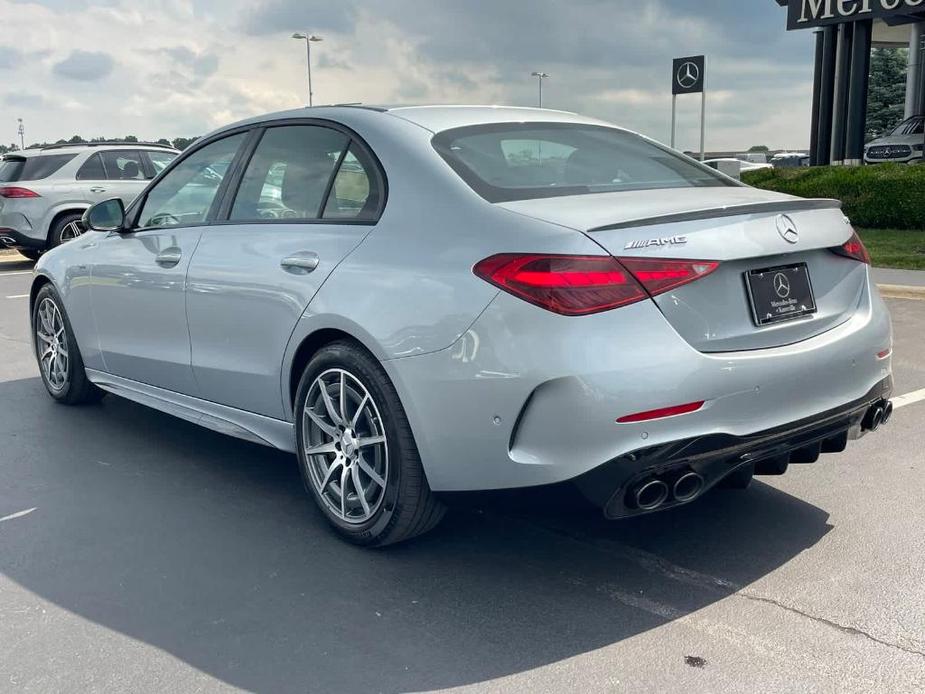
[18,249,41,262]
[32,284,105,405]
[295,341,445,546]
[48,213,85,249]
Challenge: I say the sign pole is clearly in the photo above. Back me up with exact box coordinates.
[700,86,706,161]
[670,94,677,149]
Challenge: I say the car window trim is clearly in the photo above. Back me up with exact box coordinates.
[128,128,254,233]
[214,126,266,221]
[212,116,387,226]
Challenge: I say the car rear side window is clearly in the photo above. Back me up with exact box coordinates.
[229,125,348,222]
[146,150,176,177]
[432,122,732,203]
[0,153,76,182]
[100,150,146,180]
[76,153,106,180]
[321,145,381,221]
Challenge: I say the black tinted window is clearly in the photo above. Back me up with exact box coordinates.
[138,133,245,228]
[230,126,348,222]
[100,150,146,180]
[433,123,732,202]
[0,153,76,182]
[76,154,106,180]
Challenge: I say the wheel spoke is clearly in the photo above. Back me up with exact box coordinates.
[352,465,370,516]
[305,407,338,437]
[319,458,342,492]
[339,465,350,517]
[357,452,385,488]
[350,393,369,428]
[339,371,347,423]
[305,441,337,456]
[318,378,343,425]
[358,435,385,448]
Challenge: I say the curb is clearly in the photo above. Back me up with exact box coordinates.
[878,284,925,300]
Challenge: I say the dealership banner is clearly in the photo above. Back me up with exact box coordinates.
[788,0,925,30]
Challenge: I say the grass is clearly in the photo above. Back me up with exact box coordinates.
[857,228,925,271]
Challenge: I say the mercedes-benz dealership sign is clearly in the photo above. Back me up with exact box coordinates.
[672,56,705,95]
[788,0,925,30]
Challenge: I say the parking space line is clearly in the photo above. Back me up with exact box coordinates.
[0,271,34,277]
[893,388,925,410]
[5,294,28,299]
[0,507,37,524]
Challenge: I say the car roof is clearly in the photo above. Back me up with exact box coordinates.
[215,104,617,138]
[3,143,179,158]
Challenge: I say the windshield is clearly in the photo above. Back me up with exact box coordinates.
[891,117,924,136]
[432,122,732,203]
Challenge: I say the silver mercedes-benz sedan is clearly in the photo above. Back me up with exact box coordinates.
[30,105,894,545]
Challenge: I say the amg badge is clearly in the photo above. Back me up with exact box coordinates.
[624,235,688,250]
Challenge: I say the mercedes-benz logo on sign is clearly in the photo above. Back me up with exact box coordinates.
[773,272,791,298]
[776,214,799,244]
[676,62,700,89]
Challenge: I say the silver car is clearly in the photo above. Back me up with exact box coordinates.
[0,142,178,259]
[29,106,894,546]
[864,115,924,164]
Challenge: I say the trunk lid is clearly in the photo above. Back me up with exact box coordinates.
[498,188,866,352]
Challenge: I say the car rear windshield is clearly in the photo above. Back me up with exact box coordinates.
[0,153,77,182]
[432,122,732,203]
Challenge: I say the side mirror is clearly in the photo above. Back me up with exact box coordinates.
[82,198,126,232]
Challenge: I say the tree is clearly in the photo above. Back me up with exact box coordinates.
[68,135,86,144]
[172,136,198,151]
[748,145,770,153]
[156,138,171,146]
[866,47,908,141]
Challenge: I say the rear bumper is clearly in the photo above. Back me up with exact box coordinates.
[576,377,892,518]
[0,227,44,250]
[388,271,892,492]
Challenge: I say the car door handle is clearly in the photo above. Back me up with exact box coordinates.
[89,186,107,193]
[280,252,320,273]
[155,248,182,266]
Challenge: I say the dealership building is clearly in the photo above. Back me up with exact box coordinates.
[773,0,925,165]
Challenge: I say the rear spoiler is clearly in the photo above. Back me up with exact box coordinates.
[588,199,842,232]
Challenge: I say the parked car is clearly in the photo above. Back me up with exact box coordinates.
[0,142,178,260]
[29,106,894,546]
[702,158,773,176]
[864,115,924,165]
[771,152,811,168]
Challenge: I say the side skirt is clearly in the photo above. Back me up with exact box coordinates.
[85,369,296,453]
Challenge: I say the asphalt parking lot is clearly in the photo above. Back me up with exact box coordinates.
[1,256,924,693]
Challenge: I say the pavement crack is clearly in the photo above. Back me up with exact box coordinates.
[738,591,925,660]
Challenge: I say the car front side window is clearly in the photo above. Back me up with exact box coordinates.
[136,133,246,229]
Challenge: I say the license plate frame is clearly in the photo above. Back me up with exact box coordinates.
[744,262,817,326]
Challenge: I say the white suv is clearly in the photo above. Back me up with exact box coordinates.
[0,142,178,260]
[864,116,924,165]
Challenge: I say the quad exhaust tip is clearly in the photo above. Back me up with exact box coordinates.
[634,479,669,511]
[672,472,704,502]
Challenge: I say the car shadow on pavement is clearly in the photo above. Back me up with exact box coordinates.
[0,377,833,693]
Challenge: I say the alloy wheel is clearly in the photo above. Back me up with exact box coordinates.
[35,297,69,391]
[302,368,389,524]
[59,221,84,242]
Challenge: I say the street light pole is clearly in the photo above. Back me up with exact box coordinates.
[531,71,549,107]
[292,33,324,106]
[17,118,24,150]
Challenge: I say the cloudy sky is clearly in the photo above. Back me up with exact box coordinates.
[0,0,815,151]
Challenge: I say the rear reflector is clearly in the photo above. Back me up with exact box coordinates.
[0,186,40,198]
[473,254,647,315]
[617,401,705,424]
[618,258,720,296]
[830,231,870,265]
[877,348,892,360]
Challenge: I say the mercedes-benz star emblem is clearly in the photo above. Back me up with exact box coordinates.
[773,272,791,299]
[676,62,700,89]
[776,214,799,244]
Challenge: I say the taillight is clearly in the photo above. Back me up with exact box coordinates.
[618,258,720,296]
[0,186,40,198]
[473,253,647,315]
[830,231,870,265]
